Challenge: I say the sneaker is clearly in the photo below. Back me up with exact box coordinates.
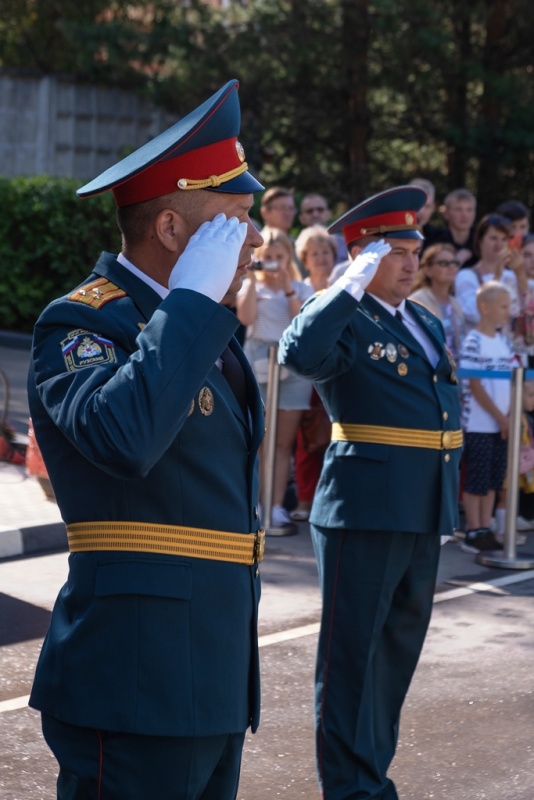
[290,503,311,521]
[516,516,534,531]
[461,529,504,554]
[267,505,297,536]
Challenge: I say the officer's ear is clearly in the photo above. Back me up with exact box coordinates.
[154,208,190,255]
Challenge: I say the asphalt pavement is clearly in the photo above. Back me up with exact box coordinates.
[1,333,534,799]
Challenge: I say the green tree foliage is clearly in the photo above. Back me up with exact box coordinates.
[1,0,534,212]
[0,177,119,332]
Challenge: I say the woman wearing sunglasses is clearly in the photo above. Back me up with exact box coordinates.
[410,243,466,360]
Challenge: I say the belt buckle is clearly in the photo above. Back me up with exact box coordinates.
[254,528,265,563]
[441,430,453,449]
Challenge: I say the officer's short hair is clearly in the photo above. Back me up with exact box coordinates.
[117,189,207,247]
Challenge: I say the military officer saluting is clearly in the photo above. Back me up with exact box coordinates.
[279,186,462,800]
[28,81,265,800]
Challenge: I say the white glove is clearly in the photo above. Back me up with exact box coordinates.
[169,212,248,302]
[335,239,392,300]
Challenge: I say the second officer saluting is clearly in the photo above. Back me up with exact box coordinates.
[279,186,462,800]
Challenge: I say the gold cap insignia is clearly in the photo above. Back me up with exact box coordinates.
[235,141,245,163]
[405,213,415,224]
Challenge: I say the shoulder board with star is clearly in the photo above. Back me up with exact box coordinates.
[408,298,439,321]
[69,278,127,309]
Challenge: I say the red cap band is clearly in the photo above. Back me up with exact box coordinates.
[343,210,418,245]
[112,137,243,207]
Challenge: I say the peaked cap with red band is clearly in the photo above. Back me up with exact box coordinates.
[328,186,426,246]
[77,80,264,207]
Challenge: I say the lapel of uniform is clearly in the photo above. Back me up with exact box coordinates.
[233,338,264,450]
[362,294,428,362]
[407,299,448,367]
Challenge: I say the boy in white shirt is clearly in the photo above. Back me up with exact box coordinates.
[459,281,513,552]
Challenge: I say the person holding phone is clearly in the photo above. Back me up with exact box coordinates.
[455,213,525,334]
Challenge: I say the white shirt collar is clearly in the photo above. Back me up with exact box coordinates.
[117,252,169,300]
[367,293,406,317]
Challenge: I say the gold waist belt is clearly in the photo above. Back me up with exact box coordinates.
[67,521,265,565]
[331,423,463,450]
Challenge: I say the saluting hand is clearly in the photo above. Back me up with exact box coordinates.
[169,212,248,302]
[335,239,392,299]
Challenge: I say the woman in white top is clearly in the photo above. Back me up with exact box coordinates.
[237,227,312,530]
[409,242,466,360]
[455,213,526,333]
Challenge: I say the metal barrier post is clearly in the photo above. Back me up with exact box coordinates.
[262,345,296,536]
[477,366,534,569]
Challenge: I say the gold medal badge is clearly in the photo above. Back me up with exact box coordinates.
[198,387,214,415]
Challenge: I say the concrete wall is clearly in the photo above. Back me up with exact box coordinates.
[0,72,175,180]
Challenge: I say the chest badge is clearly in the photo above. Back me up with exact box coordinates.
[198,387,214,416]
[385,343,397,363]
[368,342,385,360]
[398,344,410,359]
[397,362,408,376]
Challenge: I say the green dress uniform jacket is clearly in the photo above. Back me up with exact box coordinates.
[28,252,264,738]
[279,285,461,534]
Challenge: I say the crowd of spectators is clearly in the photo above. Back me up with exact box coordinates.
[246,180,534,547]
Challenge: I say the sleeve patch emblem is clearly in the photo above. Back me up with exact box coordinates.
[61,330,117,372]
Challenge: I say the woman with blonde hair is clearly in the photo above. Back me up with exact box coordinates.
[295,225,338,292]
[237,227,312,532]
[410,242,466,360]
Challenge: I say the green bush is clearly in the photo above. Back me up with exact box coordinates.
[0,176,121,333]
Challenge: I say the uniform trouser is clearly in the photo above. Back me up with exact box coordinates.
[310,526,441,800]
[42,713,246,800]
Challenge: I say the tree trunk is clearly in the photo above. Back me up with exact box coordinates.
[340,0,370,202]
[445,2,472,189]
[476,0,510,210]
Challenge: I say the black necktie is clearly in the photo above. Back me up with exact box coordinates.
[221,345,248,419]
[395,310,404,323]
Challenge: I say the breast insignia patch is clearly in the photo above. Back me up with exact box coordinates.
[61,330,117,372]
[69,278,127,308]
